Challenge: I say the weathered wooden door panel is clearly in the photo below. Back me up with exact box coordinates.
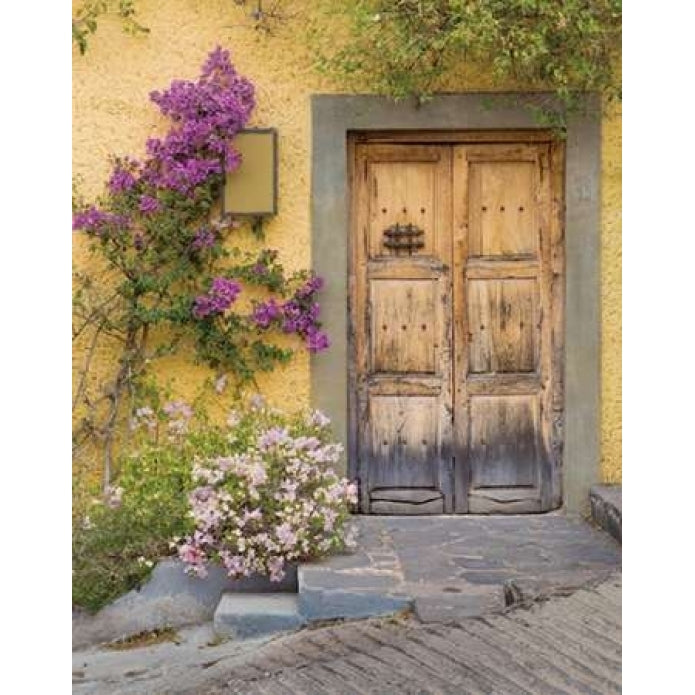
[350,136,564,515]
[370,279,438,373]
[352,144,453,514]
[453,143,563,513]
[467,278,539,374]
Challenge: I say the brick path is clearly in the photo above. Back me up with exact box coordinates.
[199,572,621,695]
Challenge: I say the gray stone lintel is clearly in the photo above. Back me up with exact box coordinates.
[310,92,601,514]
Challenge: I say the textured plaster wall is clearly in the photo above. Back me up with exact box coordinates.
[72,0,621,482]
[599,103,622,483]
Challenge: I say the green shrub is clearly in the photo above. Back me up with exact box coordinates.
[72,396,353,612]
[72,439,197,612]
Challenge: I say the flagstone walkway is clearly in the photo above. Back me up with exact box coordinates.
[300,514,621,623]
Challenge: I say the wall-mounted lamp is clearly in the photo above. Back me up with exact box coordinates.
[223,128,278,235]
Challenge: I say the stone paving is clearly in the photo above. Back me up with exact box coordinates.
[301,514,621,623]
[73,514,622,694]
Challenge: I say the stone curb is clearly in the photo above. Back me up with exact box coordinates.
[214,594,306,639]
[589,485,622,544]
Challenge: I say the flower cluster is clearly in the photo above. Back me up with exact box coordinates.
[253,276,330,352]
[177,403,357,581]
[73,46,255,238]
[129,405,157,433]
[163,400,194,438]
[190,226,217,252]
[193,277,242,318]
[71,206,129,236]
[145,46,254,193]
[108,157,139,194]
[129,400,195,442]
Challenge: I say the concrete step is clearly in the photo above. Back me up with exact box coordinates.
[298,560,412,623]
[213,593,306,639]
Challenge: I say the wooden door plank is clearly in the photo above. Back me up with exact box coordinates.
[548,139,566,509]
[452,145,470,513]
[536,144,554,509]
[351,142,372,511]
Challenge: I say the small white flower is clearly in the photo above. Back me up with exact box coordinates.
[214,374,228,394]
[249,393,265,411]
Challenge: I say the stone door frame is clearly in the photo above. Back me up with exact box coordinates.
[310,93,601,514]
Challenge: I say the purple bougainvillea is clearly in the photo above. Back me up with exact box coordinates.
[72,206,129,235]
[190,226,217,251]
[73,46,256,234]
[193,277,242,318]
[251,276,329,353]
[252,298,282,328]
[108,161,138,194]
[72,47,330,400]
[143,46,254,194]
[306,326,330,353]
[138,194,162,215]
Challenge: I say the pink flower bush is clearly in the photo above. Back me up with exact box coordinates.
[176,399,358,581]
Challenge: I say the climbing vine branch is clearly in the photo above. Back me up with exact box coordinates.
[313,0,622,124]
[72,0,149,54]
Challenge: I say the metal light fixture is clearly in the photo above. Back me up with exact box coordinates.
[223,128,278,228]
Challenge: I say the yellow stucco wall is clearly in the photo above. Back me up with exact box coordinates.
[73,0,621,481]
[599,104,622,483]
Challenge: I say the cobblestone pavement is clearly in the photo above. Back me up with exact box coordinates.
[204,571,622,695]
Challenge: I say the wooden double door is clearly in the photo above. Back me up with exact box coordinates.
[349,134,565,514]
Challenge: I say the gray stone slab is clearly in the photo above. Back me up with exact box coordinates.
[214,594,306,639]
[298,587,412,622]
[452,556,506,570]
[297,554,410,622]
[300,567,402,591]
[460,571,517,586]
[590,484,622,544]
[414,587,505,623]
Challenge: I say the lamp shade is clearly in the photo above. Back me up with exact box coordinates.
[223,128,278,216]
